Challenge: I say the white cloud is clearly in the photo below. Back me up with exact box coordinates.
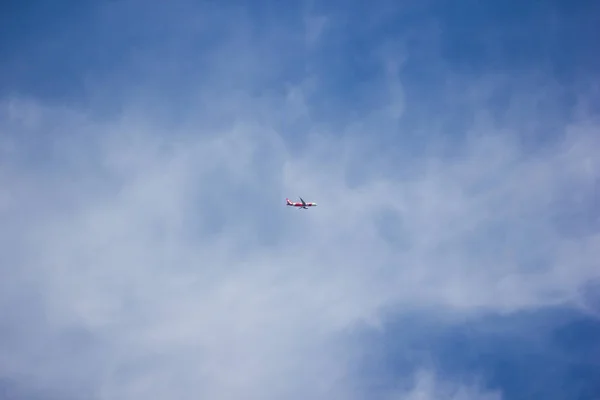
[2,77,599,398]
[390,370,502,400]
[1,4,599,399]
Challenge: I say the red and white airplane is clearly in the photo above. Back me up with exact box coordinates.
[286,197,317,209]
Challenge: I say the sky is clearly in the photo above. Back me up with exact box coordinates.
[1,0,600,399]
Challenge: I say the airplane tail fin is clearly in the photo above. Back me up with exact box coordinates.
[286,198,292,205]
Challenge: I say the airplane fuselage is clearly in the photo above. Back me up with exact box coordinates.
[286,198,317,208]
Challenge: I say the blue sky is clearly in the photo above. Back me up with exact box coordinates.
[1,1,600,399]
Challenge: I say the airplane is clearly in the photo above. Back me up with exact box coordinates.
[286,197,317,209]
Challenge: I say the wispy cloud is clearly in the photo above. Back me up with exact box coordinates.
[1,1,599,399]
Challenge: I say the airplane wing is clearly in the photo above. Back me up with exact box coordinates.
[299,197,306,206]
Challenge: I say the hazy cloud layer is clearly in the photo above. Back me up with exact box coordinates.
[1,1,599,399]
